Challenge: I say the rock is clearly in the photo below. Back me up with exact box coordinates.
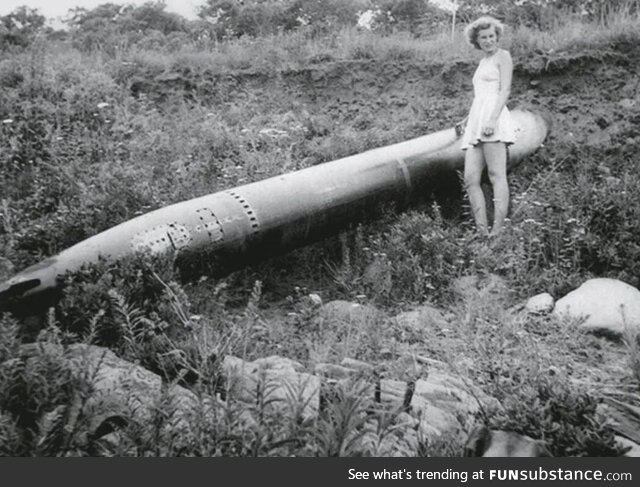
[599,396,640,446]
[222,355,320,418]
[525,292,555,314]
[393,304,449,333]
[605,176,621,186]
[378,369,492,439]
[314,363,356,379]
[252,355,304,372]
[619,98,637,110]
[307,293,323,307]
[17,344,322,442]
[18,343,208,440]
[465,426,551,457]
[553,278,640,336]
[313,358,375,380]
[616,436,640,457]
[411,371,490,438]
[318,300,383,327]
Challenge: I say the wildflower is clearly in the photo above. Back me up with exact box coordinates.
[357,9,380,30]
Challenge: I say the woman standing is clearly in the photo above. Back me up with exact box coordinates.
[459,16,514,237]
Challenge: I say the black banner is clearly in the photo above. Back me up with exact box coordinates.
[1,457,638,486]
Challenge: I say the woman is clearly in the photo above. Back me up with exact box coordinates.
[459,16,514,237]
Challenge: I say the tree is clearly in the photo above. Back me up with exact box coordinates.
[0,6,46,47]
[68,2,188,52]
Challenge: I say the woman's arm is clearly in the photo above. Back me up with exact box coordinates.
[488,49,513,122]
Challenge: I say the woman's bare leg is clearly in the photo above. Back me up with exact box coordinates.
[483,142,509,236]
[464,146,488,235]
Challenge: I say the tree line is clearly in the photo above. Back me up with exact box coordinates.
[0,0,635,51]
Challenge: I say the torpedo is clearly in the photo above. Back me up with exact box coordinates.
[0,109,550,312]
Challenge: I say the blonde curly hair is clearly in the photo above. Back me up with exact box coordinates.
[464,16,505,50]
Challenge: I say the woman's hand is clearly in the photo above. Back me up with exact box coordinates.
[482,118,497,137]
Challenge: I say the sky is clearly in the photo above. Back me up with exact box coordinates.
[0,1,203,22]
[0,0,457,25]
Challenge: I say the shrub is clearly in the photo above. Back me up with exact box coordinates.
[485,371,627,456]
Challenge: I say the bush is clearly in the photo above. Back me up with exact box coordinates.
[54,254,203,384]
[485,371,627,456]
[0,314,97,455]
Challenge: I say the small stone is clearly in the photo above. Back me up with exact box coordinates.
[307,293,323,307]
[619,98,636,109]
[525,292,554,314]
[605,176,621,186]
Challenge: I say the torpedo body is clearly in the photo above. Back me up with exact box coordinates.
[0,109,550,311]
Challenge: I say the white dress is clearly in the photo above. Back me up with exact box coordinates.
[461,51,515,149]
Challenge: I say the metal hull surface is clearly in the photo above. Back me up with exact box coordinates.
[0,109,550,309]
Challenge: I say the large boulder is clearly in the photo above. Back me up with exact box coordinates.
[553,278,640,336]
[17,345,320,440]
[17,343,207,441]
